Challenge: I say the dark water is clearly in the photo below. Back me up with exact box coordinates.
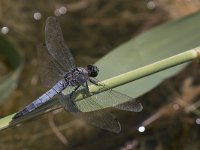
[0,53,11,77]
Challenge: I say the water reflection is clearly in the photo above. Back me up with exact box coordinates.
[138,126,145,132]
[1,26,9,34]
[33,12,42,20]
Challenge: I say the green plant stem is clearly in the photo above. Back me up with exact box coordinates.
[73,47,200,102]
[1,47,200,130]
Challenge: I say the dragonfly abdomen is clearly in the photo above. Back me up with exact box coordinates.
[13,79,67,119]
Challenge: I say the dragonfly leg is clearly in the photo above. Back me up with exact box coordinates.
[82,81,98,97]
[89,78,105,87]
[70,85,81,98]
[85,81,90,93]
[83,81,94,97]
[68,85,81,109]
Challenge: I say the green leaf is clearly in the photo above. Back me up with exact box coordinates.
[0,35,23,103]
[96,12,200,98]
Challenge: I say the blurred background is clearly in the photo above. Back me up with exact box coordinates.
[1,0,200,149]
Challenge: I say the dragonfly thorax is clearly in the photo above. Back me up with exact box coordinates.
[64,67,90,86]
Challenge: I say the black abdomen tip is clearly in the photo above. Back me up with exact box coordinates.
[12,108,29,119]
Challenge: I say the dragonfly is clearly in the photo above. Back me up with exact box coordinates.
[13,17,143,133]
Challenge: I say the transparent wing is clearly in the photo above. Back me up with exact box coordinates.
[45,17,76,71]
[87,88,143,112]
[37,44,66,88]
[115,99,143,112]
[75,111,121,133]
[60,93,121,133]
[88,78,143,112]
[106,90,143,112]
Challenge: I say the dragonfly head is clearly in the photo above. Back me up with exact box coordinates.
[87,65,99,77]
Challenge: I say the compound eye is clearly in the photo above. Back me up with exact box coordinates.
[91,67,99,77]
[87,65,92,69]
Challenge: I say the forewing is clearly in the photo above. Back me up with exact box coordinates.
[37,44,66,88]
[91,89,143,112]
[61,93,121,133]
[88,78,143,112]
[45,17,76,71]
[109,90,143,112]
